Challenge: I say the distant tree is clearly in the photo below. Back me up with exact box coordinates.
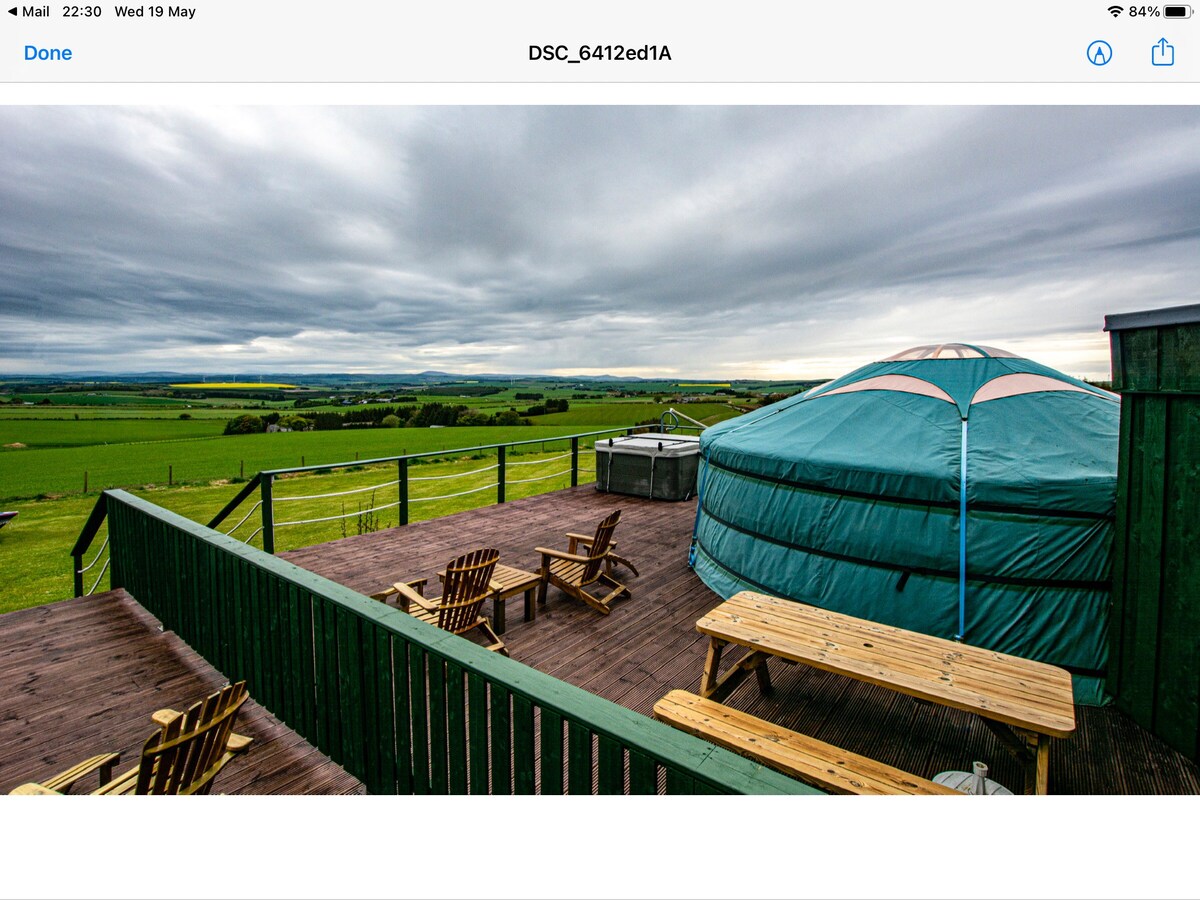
[456,411,491,427]
[493,409,526,427]
[310,412,344,430]
[179,412,192,419]
[277,415,312,432]
[223,414,266,435]
[381,414,402,428]
[410,402,466,428]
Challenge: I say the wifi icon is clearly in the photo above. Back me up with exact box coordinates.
[1108,4,1125,14]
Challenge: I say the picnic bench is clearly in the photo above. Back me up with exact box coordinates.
[693,590,1077,795]
[654,689,959,795]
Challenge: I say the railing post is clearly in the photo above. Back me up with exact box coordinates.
[260,474,275,554]
[571,437,579,487]
[497,445,506,504]
[73,551,84,598]
[398,457,409,526]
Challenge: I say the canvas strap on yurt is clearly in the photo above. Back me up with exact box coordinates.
[957,417,968,642]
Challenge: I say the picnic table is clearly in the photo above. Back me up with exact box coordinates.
[695,590,1077,795]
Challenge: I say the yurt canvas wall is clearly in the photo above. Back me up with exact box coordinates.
[690,344,1120,704]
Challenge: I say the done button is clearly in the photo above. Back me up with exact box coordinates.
[25,45,73,60]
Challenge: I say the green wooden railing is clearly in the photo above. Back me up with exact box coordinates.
[87,489,814,796]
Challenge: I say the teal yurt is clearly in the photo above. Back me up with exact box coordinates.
[690,344,1119,704]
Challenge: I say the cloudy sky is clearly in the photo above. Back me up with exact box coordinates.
[1,105,1198,381]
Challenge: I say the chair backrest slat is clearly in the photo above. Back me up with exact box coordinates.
[439,548,499,634]
[582,510,621,582]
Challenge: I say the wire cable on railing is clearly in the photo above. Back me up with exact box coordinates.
[508,452,572,466]
[276,499,403,527]
[507,468,573,485]
[244,526,264,545]
[274,480,398,502]
[409,464,498,482]
[77,536,110,574]
[224,500,262,536]
[409,482,498,504]
[88,558,111,596]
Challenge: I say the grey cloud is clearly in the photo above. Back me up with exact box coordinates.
[1,106,1199,379]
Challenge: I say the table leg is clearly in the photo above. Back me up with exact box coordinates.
[699,638,726,698]
[701,644,772,702]
[1035,737,1050,795]
[493,594,506,635]
[524,587,536,622]
[986,721,1049,795]
[753,656,773,694]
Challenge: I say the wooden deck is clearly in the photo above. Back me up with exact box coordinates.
[283,485,1200,795]
[4,485,1196,795]
[0,590,363,795]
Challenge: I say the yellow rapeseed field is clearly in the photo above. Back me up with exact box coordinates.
[170,382,297,389]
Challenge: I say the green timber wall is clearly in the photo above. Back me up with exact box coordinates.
[1106,303,1200,762]
[97,489,816,795]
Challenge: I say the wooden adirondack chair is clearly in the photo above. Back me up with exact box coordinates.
[10,681,251,796]
[536,510,634,615]
[372,548,508,655]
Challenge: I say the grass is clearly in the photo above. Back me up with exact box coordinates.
[0,418,225,449]
[3,392,192,407]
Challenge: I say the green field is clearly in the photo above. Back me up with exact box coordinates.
[536,401,739,428]
[3,391,193,407]
[1,418,226,449]
[0,388,769,615]
[0,425,593,501]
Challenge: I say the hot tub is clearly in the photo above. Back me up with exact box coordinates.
[594,432,700,500]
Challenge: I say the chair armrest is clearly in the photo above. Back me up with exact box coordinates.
[567,534,617,551]
[9,783,62,795]
[29,752,122,794]
[536,547,593,564]
[391,580,434,612]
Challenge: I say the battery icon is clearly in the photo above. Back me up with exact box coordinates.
[1164,4,1193,16]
